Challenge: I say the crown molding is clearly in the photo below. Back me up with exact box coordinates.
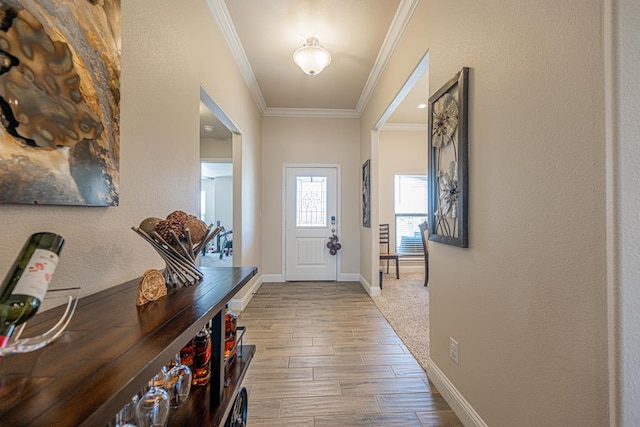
[207,0,267,113]
[209,0,418,118]
[355,0,420,114]
[381,123,427,131]
[263,108,360,119]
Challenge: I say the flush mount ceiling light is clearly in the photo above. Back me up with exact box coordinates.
[203,125,214,132]
[293,37,332,76]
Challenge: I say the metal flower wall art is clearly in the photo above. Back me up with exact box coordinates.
[428,68,469,248]
[432,94,459,148]
[438,161,458,226]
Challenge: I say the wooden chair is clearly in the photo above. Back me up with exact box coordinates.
[419,221,429,287]
[379,223,399,279]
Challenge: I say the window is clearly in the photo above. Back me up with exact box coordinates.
[394,175,427,255]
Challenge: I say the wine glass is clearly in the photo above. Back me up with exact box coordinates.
[164,353,192,407]
[115,392,139,426]
[136,369,170,427]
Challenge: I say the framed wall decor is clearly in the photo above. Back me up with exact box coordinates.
[0,0,120,206]
[428,67,469,247]
[362,159,371,228]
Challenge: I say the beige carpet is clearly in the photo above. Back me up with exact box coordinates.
[371,271,429,372]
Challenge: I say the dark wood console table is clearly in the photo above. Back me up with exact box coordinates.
[0,266,257,426]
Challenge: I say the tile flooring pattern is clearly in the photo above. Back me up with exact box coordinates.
[239,281,463,426]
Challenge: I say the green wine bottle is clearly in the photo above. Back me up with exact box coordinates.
[0,232,65,349]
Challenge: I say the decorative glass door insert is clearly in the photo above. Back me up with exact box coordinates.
[296,176,327,227]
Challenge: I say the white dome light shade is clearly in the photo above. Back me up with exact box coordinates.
[293,37,332,76]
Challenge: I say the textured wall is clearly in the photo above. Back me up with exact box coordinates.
[610,0,640,424]
[0,1,262,298]
[261,116,360,278]
[200,137,233,159]
[362,0,608,425]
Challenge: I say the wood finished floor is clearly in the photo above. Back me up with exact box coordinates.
[239,281,463,427]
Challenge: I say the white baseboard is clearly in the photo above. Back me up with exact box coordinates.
[264,273,363,283]
[360,274,381,297]
[262,274,284,283]
[426,359,488,427]
[229,274,263,311]
[235,272,383,303]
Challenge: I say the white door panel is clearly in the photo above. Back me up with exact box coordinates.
[285,167,337,281]
[296,238,327,265]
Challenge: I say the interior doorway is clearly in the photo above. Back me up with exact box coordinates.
[369,52,432,368]
[198,88,238,267]
[374,52,430,288]
[200,160,233,266]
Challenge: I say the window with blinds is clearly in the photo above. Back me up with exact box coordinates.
[394,175,427,255]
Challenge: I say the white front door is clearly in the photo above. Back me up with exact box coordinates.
[285,166,338,281]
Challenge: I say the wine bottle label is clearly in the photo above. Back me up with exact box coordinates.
[12,249,59,300]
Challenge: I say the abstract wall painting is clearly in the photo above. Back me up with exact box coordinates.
[0,0,120,206]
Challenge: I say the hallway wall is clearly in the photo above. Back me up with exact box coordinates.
[361,0,607,425]
[0,1,263,297]
[609,0,640,424]
[201,137,233,158]
[261,116,360,280]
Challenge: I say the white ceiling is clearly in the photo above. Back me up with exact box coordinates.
[199,101,232,139]
[200,0,427,137]
[224,0,401,111]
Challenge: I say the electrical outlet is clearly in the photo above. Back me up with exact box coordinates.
[450,337,459,365]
